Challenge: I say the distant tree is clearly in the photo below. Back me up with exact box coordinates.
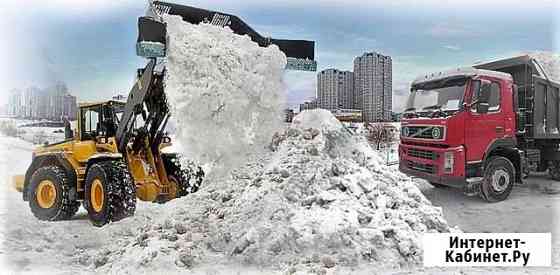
[366,123,397,150]
[0,121,18,137]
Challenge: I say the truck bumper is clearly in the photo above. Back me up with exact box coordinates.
[399,164,467,188]
[399,144,469,189]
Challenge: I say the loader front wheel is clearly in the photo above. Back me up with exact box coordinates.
[84,160,136,227]
[162,154,204,198]
[29,166,79,221]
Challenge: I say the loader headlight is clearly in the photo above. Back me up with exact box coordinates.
[444,151,454,173]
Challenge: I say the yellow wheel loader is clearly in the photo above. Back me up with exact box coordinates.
[18,60,204,226]
[14,1,316,226]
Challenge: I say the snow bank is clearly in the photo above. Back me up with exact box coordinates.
[164,15,287,176]
[96,110,453,273]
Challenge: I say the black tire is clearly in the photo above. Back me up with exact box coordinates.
[549,161,560,181]
[28,166,79,221]
[162,153,204,198]
[480,156,515,202]
[428,181,448,188]
[84,160,136,227]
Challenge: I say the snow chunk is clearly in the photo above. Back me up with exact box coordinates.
[292,109,344,132]
[164,15,287,176]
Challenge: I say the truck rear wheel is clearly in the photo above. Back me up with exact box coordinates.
[28,166,79,221]
[480,156,514,202]
[84,160,136,227]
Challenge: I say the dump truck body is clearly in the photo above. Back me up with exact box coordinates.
[474,55,560,140]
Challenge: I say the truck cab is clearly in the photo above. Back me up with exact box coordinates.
[399,68,519,201]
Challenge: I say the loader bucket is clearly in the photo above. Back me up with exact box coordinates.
[137,1,317,71]
[137,17,166,58]
[12,175,24,192]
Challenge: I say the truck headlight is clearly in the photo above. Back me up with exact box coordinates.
[402,127,409,137]
[444,151,454,173]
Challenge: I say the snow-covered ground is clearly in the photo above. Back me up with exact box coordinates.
[17,127,65,145]
[0,134,192,274]
[0,118,69,145]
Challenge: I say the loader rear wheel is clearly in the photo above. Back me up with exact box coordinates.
[480,156,514,202]
[84,160,136,227]
[29,166,79,221]
[162,154,204,198]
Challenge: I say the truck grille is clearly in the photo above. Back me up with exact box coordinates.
[408,148,438,160]
[403,126,444,140]
[407,160,436,174]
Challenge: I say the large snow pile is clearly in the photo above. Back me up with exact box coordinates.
[95,110,453,273]
[164,15,287,176]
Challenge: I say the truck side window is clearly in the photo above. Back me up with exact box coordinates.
[488,82,501,112]
[471,80,501,113]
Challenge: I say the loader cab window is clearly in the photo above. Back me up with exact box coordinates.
[82,107,101,140]
[96,103,125,138]
[471,80,501,113]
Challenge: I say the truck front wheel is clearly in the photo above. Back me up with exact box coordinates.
[428,181,448,188]
[480,156,514,202]
[548,161,560,181]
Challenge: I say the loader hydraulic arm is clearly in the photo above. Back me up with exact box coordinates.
[115,59,169,153]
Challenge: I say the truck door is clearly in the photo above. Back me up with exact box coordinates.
[465,79,506,163]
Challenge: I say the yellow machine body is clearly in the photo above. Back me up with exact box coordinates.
[17,101,174,203]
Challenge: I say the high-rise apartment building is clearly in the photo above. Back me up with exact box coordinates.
[317,69,354,111]
[7,83,77,120]
[354,52,392,122]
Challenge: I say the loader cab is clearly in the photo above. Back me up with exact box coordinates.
[78,101,126,141]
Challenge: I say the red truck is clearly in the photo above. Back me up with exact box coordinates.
[399,55,560,202]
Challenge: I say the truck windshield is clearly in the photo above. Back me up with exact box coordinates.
[405,79,467,114]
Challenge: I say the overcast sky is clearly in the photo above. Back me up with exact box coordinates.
[0,0,558,112]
